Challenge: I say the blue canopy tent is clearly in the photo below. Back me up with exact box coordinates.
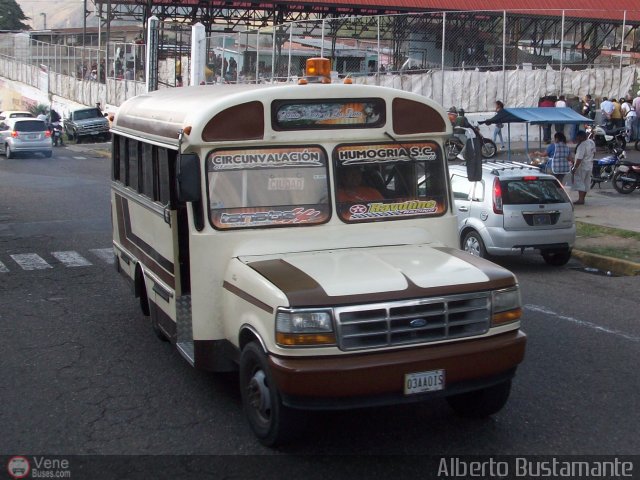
[482,107,594,160]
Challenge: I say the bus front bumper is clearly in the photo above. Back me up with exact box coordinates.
[268,330,526,410]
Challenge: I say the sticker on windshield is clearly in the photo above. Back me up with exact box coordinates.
[214,206,328,229]
[336,143,437,165]
[344,200,440,220]
[209,147,324,171]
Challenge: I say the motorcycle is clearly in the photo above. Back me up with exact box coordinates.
[590,147,625,188]
[587,124,626,151]
[612,160,640,194]
[48,121,64,147]
[445,123,497,161]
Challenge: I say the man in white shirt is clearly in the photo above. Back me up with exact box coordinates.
[554,95,567,134]
[572,130,597,205]
[600,97,614,124]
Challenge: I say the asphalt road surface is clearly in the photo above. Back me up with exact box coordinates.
[1,144,639,476]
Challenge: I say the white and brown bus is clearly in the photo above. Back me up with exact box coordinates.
[110,60,526,446]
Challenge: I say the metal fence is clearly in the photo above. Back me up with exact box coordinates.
[1,9,640,110]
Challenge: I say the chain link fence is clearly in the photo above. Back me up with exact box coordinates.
[1,9,640,110]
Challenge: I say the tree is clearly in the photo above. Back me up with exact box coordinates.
[0,0,31,31]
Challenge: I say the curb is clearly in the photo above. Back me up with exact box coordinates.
[572,249,640,276]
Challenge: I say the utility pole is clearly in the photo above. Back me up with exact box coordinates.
[40,13,47,30]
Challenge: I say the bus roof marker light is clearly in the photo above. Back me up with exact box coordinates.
[183,126,192,136]
[305,57,331,83]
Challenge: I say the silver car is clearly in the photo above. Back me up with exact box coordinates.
[450,161,576,266]
[0,118,53,158]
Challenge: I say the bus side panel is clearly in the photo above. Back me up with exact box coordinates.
[112,191,179,332]
[112,192,136,282]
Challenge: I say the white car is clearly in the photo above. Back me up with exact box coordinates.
[450,161,576,266]
[0,118,53,158]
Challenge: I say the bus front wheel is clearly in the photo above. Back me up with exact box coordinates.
[239,342,304,447]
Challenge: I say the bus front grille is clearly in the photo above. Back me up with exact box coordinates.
[334,292,490,351]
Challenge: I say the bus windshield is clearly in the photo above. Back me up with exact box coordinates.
[207,146,331,229]
[334,141,448,222]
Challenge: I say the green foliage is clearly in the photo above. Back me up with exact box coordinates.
[29,103,50,116]
[0,0,31,31]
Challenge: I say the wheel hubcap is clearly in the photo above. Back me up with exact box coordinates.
[465,237,481,256]
[247,369,271,422]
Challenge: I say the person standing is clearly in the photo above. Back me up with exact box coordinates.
[610,97,623,128]
[582,94,596,120]
[492,100,505,150]
[554,95,567,135]
[632,90,640,141]
[600,96,614,126]
[571,130,596,205]
[569,96,582,141]
[549,132,572,183]
[621,98,635,141]
[539,96,555,143]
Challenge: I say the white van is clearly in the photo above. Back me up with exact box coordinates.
[110,60,526,446]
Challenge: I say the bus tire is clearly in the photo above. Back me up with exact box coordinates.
[239,342,304,447]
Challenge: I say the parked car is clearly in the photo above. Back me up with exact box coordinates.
[0,118,53,158]
[64,107,110,143]
[0,110,34,122]
[449,161,576,266]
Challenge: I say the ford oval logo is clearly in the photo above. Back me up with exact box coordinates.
[410,318,427,328]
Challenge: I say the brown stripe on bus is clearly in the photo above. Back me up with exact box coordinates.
[223,280,274,314]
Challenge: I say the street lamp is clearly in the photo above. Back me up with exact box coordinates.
[40,13,47,30]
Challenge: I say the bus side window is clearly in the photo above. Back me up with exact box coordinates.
[140,143,154,198]
[157,148,172,205]
[112,135,128,184]
[127,139,140,191]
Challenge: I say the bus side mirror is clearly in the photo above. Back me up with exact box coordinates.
[177,153,202,203]
[465,137,482,182]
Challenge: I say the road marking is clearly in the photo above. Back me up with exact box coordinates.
[72,156,88,160]
[89,248,115,265]
[52,251,93,267]
[525,304,640,343]
[10,253,53,270]
[0,261,8,273]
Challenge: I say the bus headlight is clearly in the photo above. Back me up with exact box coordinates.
[491,287,522,326]
[275,309,336,347]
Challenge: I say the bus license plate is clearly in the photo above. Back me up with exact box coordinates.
[533,214,551,226]
[404,369,445,395]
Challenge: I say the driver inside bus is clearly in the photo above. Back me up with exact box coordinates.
[337,165,384,202]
